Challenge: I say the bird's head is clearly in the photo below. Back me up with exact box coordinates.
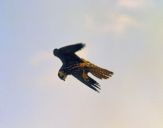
[53,49,59,56]
[58,71,67,81]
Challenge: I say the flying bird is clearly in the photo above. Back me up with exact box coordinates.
[53,43,113,92]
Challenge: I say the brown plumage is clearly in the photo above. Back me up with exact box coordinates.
[53,43,113,92]
[80,59,113,79]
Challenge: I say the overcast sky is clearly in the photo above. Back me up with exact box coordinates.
[0,0,163,128]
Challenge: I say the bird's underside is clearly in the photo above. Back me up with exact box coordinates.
[60,59,113,92]
[53,43,113,92]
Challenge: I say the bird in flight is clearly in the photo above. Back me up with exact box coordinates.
[53,43,113,92]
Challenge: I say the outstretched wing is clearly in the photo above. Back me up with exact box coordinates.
[72,71,101,92]
[80,59,113,79]
[89,65,113,79]
[59,43,85,54]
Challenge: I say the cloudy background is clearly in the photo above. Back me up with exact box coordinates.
[0,0,163,128]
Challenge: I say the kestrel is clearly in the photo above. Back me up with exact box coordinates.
[53,43,113,92]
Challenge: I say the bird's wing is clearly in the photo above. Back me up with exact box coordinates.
[81,59,113,79]
[59,43,85,53]
[72,71,101,92]
[88,65,113,79]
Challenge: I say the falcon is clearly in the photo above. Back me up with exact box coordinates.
[53,43,113,92]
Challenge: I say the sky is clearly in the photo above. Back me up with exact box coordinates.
[0,0,163,128]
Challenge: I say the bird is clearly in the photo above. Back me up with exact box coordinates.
[53,43,113,92]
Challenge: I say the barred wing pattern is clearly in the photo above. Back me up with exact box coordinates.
[53,43,113,92]
[81,59,113,79]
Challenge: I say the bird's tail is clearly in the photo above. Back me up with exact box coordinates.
[89,65,113,79]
